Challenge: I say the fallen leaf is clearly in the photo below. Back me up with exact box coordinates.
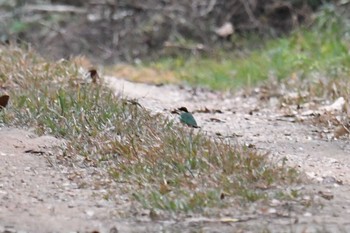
[195,107,210,113]
[219,217,239,223]
[159,182,171,194]
[0,94,9,109]
[220,191,229,200]
[255,183,269,190]
[249,108,259,115]
[246,143,256,149]
[220,192,225,200]
[185,216,252,224]
[124,99,143,108]
[24,149,45,155]
[318,190,334,200]
[194,108,223,114]
[334,124,350,138]
[209,117,225,123]
[88,69,100,84]
[231,133,243,137]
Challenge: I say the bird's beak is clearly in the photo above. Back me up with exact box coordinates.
[170,109,180,115]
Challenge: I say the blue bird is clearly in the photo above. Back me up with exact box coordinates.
[177,107,199,128]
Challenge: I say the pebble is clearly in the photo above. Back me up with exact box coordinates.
[303,212,312,217]
[268,208,277,214]
[270,199,281,207]
[85,210,94,217]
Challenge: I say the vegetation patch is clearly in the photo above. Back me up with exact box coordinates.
[130,5,350,91]
[0,46,303,214]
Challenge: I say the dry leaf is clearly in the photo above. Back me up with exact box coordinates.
[219,217,239,223]
[194,108,224,114]
[318,190,334,200]
[159,182,171,194]
[88,69,100,84]
[195,107,211,113]
[209,117,224,123]
[255,183,269,190]
[149,209,160,221]
[334,124,350,138]
[24,149,45,155]
[0,94,9,109]
[220,191,230,200]
[126,99,143,108]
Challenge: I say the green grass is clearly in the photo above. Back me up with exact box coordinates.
[0,45,301,214]
[144,5,350,91]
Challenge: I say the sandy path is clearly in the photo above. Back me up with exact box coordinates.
[105,76,350,232]
[106,76,350,184]
[1,76,350,232]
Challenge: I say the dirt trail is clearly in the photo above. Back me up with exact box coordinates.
[1,76,350,232]
[0,128,114,232]
[106,76,350,184]
[0,127,178,232]
[105,76,350,232]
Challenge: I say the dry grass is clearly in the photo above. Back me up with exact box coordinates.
[0,45,302,214]
[106,64,179,85]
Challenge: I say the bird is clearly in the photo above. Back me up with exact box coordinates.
[177,107,200,128]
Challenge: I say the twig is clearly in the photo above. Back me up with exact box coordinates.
[239,0,260,28]
[23,4,87,14]
[164,42,208,52]
[199,0,217,17]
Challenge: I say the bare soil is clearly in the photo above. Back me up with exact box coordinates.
[1,76,350,232]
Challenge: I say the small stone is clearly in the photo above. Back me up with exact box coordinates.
[304,212,312,217]
[270,199,281,207]
[85,210,94,217]
[268,208,277,214]
[305,172,316,179]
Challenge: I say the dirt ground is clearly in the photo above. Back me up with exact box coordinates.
[1,76,350,232]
